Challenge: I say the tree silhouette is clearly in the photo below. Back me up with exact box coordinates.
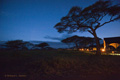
[37,42,49,49]
[81,37,102,47]
[5,40,34,50]
[54,0,120,55]
[22,42,34,50]
[5,40,28,50]
[61,37,72,48]
[61,35,99,49]
[80,37,94,47]
[62,35,84,49]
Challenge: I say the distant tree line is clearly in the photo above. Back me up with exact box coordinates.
[0,40,53,50]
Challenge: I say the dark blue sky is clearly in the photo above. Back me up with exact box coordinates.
[0,0,120,42]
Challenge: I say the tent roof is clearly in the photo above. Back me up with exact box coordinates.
[104,37,120,44]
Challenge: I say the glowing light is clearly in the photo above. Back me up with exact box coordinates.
[109,43,120,49]
[109,53,120,56]
[82,48,84,51]
[112,51,114,53]
[101,48,105,52]
[93,48,97,51]
[87,49,89,51]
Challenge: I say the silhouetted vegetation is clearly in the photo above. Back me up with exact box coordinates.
[36,42,49,49]
[62,35,84,49]
[61,35,102,49]
[54,0,120,55]
[3,40,34,50]
[5,40,27,50]
[0,40,56,51]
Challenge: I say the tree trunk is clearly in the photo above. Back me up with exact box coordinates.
[67,43,70,48]
[75,42,79,49]
[93,31,101,55]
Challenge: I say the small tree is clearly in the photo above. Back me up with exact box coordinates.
[54,0,120,55]
[37,42,49,49]
[61,38,72,48]
[61,36,99,49]
[62,35,85,49]
[5,40,24,50]
[22,42,34,50]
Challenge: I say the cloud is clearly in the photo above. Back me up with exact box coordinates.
[44,34,73,41]
[44,36,62,41]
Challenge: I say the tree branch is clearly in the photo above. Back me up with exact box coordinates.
[100,17,119,27]
[88,30,93,35]
[110,15,114,20]
[99,13,107,21]
[94,22,100,30]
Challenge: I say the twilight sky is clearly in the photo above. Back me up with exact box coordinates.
[0,0,120,42]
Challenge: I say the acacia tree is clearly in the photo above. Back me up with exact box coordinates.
[62,35,85,49]
[61,37,72,48]
[80,37,95,47]
[81,37,102,47]
[62,36,99,49]
[36,42,49,49]
[5,40,30,50]
[54,0,120,55]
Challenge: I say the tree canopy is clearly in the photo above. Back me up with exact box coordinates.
[36,42,49,49]
[55,0,120,33]
[54,0,120,55]
[61,35,101,49]
[5,40,31,50]
[62,35,85,48]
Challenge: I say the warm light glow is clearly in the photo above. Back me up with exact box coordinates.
[103,40,106,50]
[112,51,114,53]
[82,48,84,51]
[109,53,120,56]
[109,43,120,49]
[101,48,105,52]
[79,48,89,51]
[93,48,97,51]
[86,49,89,51]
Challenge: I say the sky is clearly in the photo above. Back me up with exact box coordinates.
[0,0,120,42]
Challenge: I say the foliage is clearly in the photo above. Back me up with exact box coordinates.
[5,40,33,50]
[61,35,83,48]
[5,40,24,50]
[55,0,120,33]
[54,0,120,55]
[81,37,102,46]
[36,42,49,49]
[61,35,102,48]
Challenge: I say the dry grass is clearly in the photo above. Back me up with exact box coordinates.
[0,50,120,80]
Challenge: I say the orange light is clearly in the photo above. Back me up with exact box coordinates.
[101,49,105,52]
[82,48,84,51]
[112,51,114,53]
[87,49,89,51]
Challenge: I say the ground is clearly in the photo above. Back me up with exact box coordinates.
[0,50,120,80]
